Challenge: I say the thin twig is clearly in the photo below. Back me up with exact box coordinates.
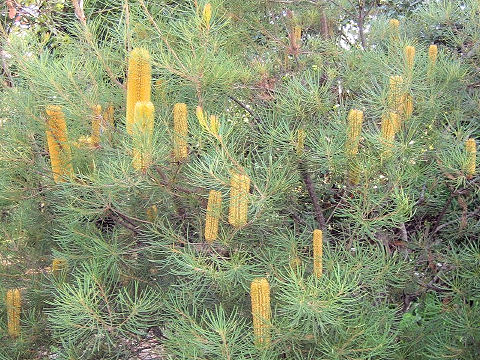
[299,161,326,230]
[228,95,262,123]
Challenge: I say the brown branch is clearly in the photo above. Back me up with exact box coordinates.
[108,211,141,235]
[228,95,261,123]
[299,161,326,230]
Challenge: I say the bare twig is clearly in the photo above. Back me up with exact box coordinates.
[228,95,261,123]
[299,162,326,230]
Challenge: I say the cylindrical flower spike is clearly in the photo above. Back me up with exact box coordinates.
[313,229,323,278]
[381,113,397,158]
[203,3,212,30]
[401,93,413,121]
[428,45,438,66]
[297,128,306,156]
[388,75,404,113]
[346,109,364,156]
[173,103,188,161]
[6,288,21,338]
[209,115,219,136]
[228,172,250,227]
[45,105,73,183]
[404,46,416,73]
[389,19,400,33]
[466,138,477,178]
[205,190,222,243]
[132,101,155,171]
[250,278,271,347]
[126,48,151,135]
[91,104,102,147]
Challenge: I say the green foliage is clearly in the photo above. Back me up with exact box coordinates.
[0,0,479,359]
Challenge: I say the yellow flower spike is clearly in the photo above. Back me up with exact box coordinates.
[205,190,222,243]
[296,128,306,156]
[146,204,158,222]
[196,105,208,130]
[404,46,416,72]
[313,229,323,278]
[126,48,151,135]
[466,138,477,178]
[91,104,102,147]
[6,289,21,338]
[428,44,438,66]
[389,19,400,33]
[388,75,404,113]
[228,172,250,227]
[381,113,396,158]
[345,109,364,156]
[209,115,219,136]
[173,103,188,161]
[45,105,74,183]
[132,101,155,171]
[52,258,67,275]
[250,278,271,347]
[203,3,212,30]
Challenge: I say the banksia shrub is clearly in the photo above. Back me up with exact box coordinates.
[296,128,306,156]
[45,105,73,183]
[250,278,271,346]
[313,229,323,278]
[228,171,250,227]
[173,103,188,161]
[204,190,222,243]
[126,48,151,135]
[345,109,364,156]
[6,289,21,338]
[91,104,102,147]
[466,138,477,177]
[132,101,154,171]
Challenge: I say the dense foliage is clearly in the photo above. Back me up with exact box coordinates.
[1,0,479,359]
